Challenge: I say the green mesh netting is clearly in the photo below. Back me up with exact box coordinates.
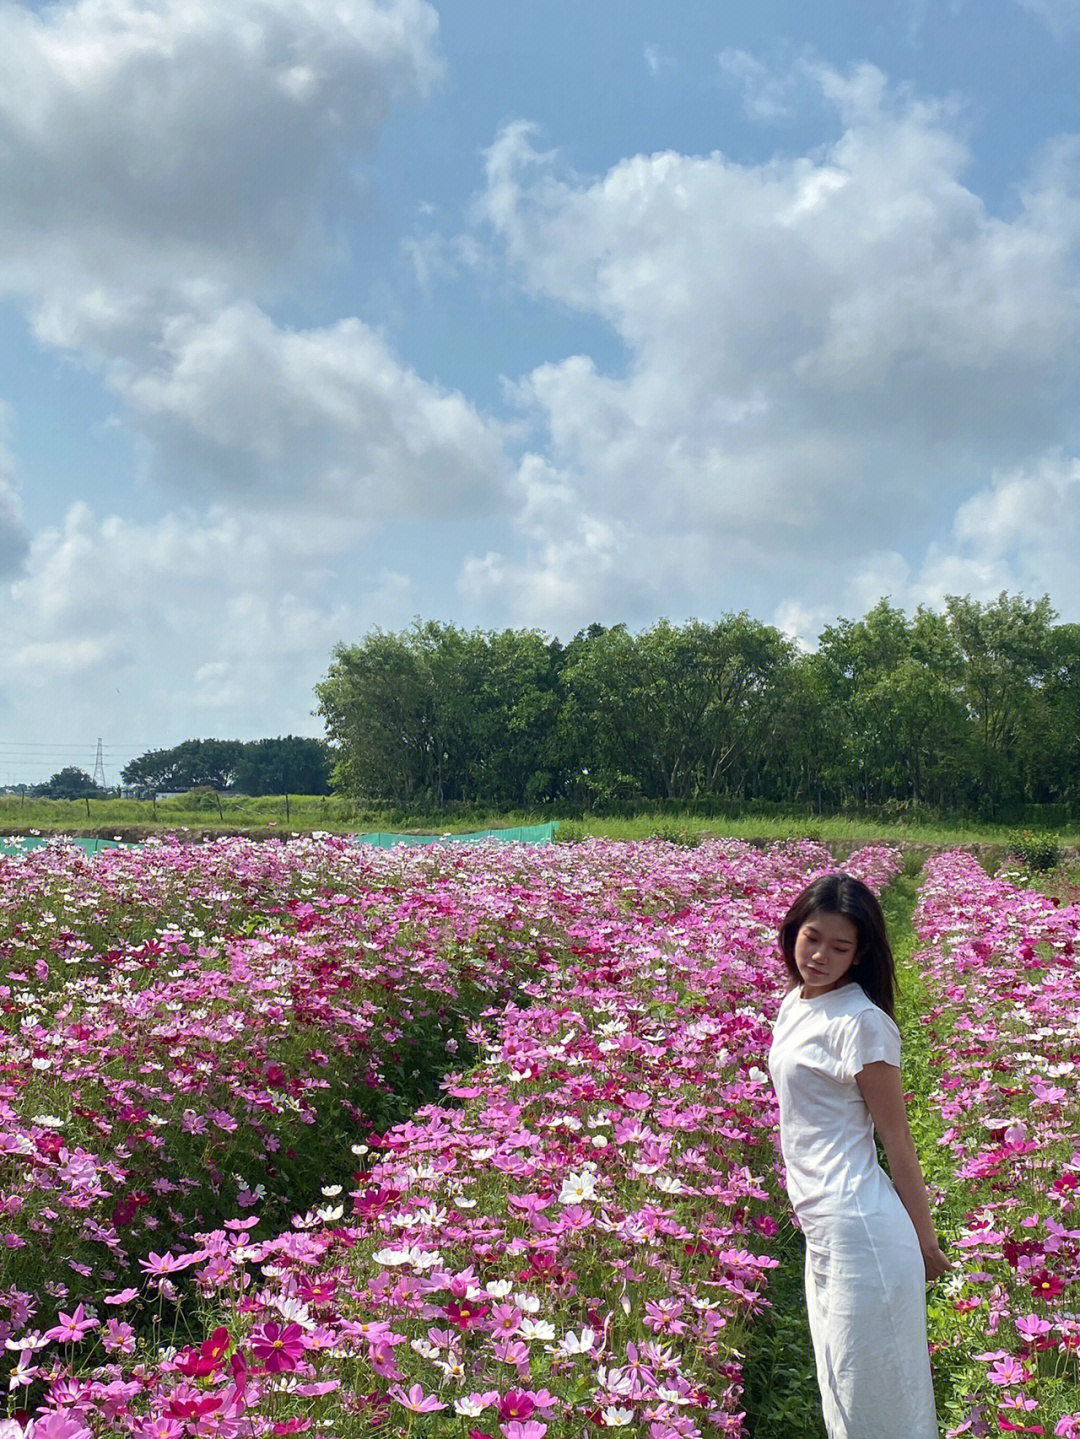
[352,822,559,848]
[0,836,130,857]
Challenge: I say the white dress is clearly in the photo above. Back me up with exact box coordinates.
[767,981,939,1439]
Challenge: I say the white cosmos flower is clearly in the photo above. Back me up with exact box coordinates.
[558,1170,596,1204]
[655,1176,684,1194]
[411,1337,440,1359]
[415,1205,447,1227]
[553,1326,596,1355]
[372,1247,410,1266]
[485,1280,513,1298]
[411,1249,442,1271]
[272,1296,314,1328]
[320,1185,342,1197]
[657,1385,693,1405]
[602,1406,635,1426]
[515,1293,541,1314]
[518,1318,556,1342]
[455,1396,495,1417]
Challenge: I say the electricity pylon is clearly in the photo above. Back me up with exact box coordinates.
[92,738,106,790]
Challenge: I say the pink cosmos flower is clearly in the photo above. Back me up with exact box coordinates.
[27,1418,92,1439]
[988,1354,1032,1386]
[43,1304,98,1343]
[501,1424,547,1439]
[102,1317,136,1354]
[388,1383,447,1413]
[136,1420,185,1439]
[1015,1313,1053,1342]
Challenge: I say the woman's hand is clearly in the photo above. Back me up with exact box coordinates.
[922,1241,951,1283]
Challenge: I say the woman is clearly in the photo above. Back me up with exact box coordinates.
[766,872,950,1439]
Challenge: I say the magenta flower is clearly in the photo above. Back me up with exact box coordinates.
[249,1320,305,1373]
[501,1424,547,1439]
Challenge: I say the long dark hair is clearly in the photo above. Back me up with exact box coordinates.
[778,872,897,1021]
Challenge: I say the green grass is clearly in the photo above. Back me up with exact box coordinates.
[581,811,1076,848]
[1,793,1073,851]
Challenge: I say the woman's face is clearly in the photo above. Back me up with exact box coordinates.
[794,909,861,996]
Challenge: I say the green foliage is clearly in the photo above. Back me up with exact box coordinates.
[32,766,103,799]
[739,1223,828,1438]
[122,737,332,795]
[233,735,332,795]
[122,738,245,791]
[1004,827,1061,871]
[555,819,585,843]
[312,593,1080,824]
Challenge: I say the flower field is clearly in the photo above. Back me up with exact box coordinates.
[912,852,1080,1438]
[0,833,903,1438]
[2,833,1078,1437]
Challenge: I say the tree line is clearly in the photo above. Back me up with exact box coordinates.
[30,737,333,799]
[118,736,332,795]
[315,593,1080,820]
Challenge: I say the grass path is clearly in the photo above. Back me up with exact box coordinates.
[741,857,949,1436]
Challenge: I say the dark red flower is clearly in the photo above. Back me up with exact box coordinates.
[1029,1270,1064,1299]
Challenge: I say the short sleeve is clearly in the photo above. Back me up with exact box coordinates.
[842,1006,901,1078]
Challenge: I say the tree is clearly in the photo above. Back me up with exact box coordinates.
[944,592,1057,813]
[122,740,245,791]
[233,738,333,795]
[34,767,103,799]
[316,630,431,802]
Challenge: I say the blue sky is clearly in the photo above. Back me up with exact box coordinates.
[1,0,1079,784]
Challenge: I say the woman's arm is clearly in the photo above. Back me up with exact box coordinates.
[856,1060,951,1282]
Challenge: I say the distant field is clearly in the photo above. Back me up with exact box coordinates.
[0,791,1072,853]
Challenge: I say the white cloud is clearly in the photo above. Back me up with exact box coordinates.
[464,63,1080,625]
[108,302,511,528]
[1016,0,1080,33]
[718,48,799,120]
[0,402,28,575]
[0,501,401,773]
[0,0,513,535]
[0,0,442,306]
[644,45,677,77]
[832,450,1080,618]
